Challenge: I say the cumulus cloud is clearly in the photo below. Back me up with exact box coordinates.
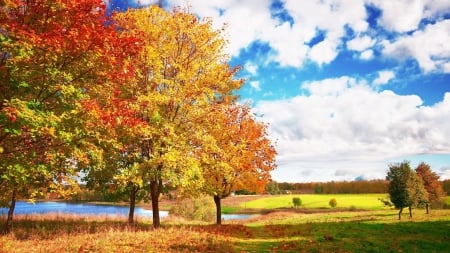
[249,81,261,91]
[360,49,374,60]
[382,19,450,73]
[131,0,156,6]
[254,77,450,182]
[167,0,368,67]
[163,0,450,74]
[347,35,376,51]
[371,0,425,33]
[373,70,395,86]
[245,62,258,76]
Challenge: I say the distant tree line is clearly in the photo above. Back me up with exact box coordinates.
[443,179,450,195]
[266,179,389,194]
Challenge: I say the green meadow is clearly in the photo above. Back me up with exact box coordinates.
[1,194,449,252]
[240,193,389,210]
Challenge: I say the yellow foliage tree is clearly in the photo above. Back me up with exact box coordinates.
[112,6,243,227]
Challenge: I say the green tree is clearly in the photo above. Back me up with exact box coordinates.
[415,162,446,214]
[329,198,337,208]
[266,181,281,195]
[292,197,301,208]
[387,161,428,220]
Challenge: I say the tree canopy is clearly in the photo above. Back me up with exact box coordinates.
[387,161,427,220]
[1,2,277,232]
[415,162,446,213]
[0,0,130,233]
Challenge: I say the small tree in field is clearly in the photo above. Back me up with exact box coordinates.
[387,161,427,220]
[329,198,337,208]
[415,162,446,214]
[292,197,302,208]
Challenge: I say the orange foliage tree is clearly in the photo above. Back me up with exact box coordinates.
[197,102,277,224]
[415,162,446,214]
[0,0,127,233]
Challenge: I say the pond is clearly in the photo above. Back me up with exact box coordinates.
[0,201,252,220]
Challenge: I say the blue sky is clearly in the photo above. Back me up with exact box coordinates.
[111,0,450,182]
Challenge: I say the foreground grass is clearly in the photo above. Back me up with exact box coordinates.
[1,209,449,252]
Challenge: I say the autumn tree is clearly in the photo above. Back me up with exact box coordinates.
[415,162,446,214]
[197,103,277,224]
[0,0,127,233]
[80,92,149,226]
[110,6,243,228]
[387,161,428,220]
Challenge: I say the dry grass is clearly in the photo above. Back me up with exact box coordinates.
[1,197,449,252]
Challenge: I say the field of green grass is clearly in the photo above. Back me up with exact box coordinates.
[240,193,389,210]
[1,194,449,252]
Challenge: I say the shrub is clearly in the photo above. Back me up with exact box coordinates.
[292,197,302,208]
[170,196,216,222]
[329,198,337,208]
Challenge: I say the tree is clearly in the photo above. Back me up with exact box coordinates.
[0,0,126,233]
[292,197,301,208]
[198,103,277,224]
[110,6,243,228]
[387,161,428,220]
[415,162,446,214]
[80,91,151,226]
[329,198,337,208]
[265,180,281,195]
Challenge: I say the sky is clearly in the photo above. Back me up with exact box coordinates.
[109,0,450,183]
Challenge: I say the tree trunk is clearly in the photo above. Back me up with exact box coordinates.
[398,207,403,220]
[4,187,17,234]
[214,195,222,225]
[425,203,429,214]
[128,185,137,226]
[150,179,162,228]
[408,206,412,218]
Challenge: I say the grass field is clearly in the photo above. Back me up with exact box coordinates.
[239,193,389,210]
[1,195,449,252]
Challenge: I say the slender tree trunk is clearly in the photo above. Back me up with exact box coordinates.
[4,187,17,234]
[214,195,222,225]
[425,203,429,214]
[398,207,403,220]
[150,179,162,228]
[408,206,412,218]
[128,185,137,226]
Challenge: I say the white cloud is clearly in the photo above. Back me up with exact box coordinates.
[371,0,450,33]
[164,0,450,74]
[373,70,395,86]
[360,49,374,60]
[371,0,425,33]
[131,0,156,6]
[249,81,261,91]
[167,0,368,67]
[244,62,258,76]
[254,76,450,182]
[308,39,339,66]
[347,35,376,51]
[382,19,450,73]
